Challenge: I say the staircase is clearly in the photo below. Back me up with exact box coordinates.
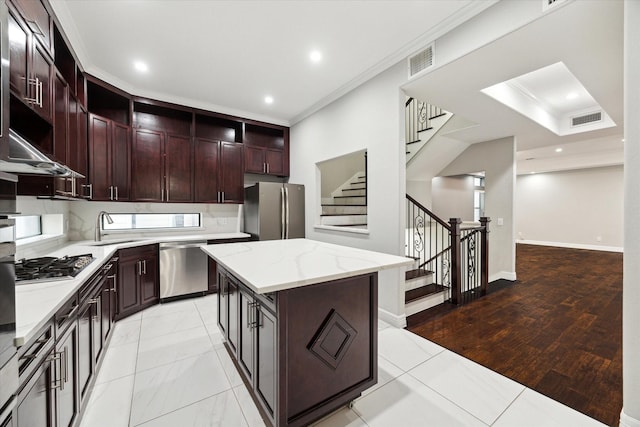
[320,172,367,228]
[405,98,454,165]
[404,194,490,317]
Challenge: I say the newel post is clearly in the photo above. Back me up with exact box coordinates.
[449,218,462,304]
[479,217,491,296]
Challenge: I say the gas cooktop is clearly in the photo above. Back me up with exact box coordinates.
[15,254,95,284]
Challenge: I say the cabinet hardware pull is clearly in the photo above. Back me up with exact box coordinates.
[87,298,99,305]
[62,347,68,389]
[142,260,147,275]
[37,78,43,108]
[114,186,119,201]
[267,163,270,174]
[257,306,264,328]
[136,261,141,276]
[83,183,93,200]
[25,78,39,104]
[109,186,114,200]
[263,162,266,173]
[59,305,79,320]
[221,192,225,203]
[247,301,253,328]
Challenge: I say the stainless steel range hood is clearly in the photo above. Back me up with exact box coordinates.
[0,129,83,177]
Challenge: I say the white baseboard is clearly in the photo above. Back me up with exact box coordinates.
[378,307,406,329]
[489,271,517,282]
[620,410,640,427]
[517,239,623,253]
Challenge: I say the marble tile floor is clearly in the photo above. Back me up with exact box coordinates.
[80,295,606,427]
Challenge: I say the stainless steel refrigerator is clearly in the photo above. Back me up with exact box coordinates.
[244,182,305,240]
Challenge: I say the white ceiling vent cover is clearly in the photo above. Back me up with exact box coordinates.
[408,44,434,79]
[572,111,602,127]
[542,0,567,12]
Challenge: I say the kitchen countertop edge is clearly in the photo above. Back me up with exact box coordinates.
[15,232,250,347]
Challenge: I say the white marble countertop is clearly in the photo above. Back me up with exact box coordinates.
[201,238,413,294]
[15,232,250,347]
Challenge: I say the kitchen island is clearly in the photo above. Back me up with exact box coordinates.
[201,238,412,427]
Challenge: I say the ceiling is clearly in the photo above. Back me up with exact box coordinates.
[50,0,493,126]
[403,0,624,175]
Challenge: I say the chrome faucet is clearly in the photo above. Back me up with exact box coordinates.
[95,211,114,241]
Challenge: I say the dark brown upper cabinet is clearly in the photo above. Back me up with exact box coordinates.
[89,113,131,201]
[194,138,244,204]
[132,101,193,202]
[8,3,53,123]
[243,124,288,177]
[11,0,53,53]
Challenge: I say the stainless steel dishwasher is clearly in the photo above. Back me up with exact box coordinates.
[159,241,208,300]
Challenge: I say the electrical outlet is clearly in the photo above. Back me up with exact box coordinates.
[497,218,504,226]
[596,236,602,242]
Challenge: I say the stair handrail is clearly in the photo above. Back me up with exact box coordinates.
[406,194,490,306]
[406,194,451,230]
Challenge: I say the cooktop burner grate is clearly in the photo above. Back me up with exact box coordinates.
[15,253,95,284]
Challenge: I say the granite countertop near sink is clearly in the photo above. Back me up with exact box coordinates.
[15,232,250,347]
[202,238,413,294]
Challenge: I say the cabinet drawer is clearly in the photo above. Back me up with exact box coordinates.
[54,295,79,338]
[17,321,54,383]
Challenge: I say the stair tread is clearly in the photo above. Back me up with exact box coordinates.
[331,223,368,227]
[407,139,421,145]
[416,127,434,133]
[405,269,434,280]
[334,195,365,199]
[429,113,447,119]
[405,283,446,304]
[321,204,367,207]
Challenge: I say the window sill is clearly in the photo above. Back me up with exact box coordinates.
[314,225,370,235]
[16,233,65,247]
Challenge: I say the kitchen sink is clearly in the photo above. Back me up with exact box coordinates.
[88,239,140,247]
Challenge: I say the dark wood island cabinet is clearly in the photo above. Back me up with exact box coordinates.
[203,239,412,427]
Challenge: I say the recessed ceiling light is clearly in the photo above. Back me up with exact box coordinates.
[565,92,578,100]
[309,50,322,63]
[134,61,148,73]
[264,96,274,105]
[530,171,536,174]
[555,147,563,153]
[622,138,625,143]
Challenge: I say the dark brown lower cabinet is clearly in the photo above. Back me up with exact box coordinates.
[207,238,251,294]
[16,349,55,427]
[117,245,159,320]
[217,267,377,427]
[55,323,78,427]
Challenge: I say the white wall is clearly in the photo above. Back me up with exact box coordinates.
[406,180,431,209]
[289,61,407,326]
[318,149,366,198]
[439,137,516,281]
[432,175,475,221]
[516,165,623,251]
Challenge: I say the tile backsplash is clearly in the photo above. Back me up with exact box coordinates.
[14,197,243,257]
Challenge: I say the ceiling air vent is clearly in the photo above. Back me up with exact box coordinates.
[408,44,434,78]
[542,0,567,12]
[571,111,602,127]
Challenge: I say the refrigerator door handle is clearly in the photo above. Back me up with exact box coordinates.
[285,187,290,239]
[281,187,286,239]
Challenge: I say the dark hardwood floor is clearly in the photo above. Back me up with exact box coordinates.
[408,244,622,426]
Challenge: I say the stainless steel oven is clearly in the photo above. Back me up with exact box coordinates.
[0,172,17,426]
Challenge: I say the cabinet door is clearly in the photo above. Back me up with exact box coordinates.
[255,305,277,417]
[132,129,163,202]
[265,149,284,176]
[8,10,29,100]
[165,134,192,202]
[194,138,220,203]
[217,272,228,335]
[244,146,265,174]
[238,289,254,381]
[91,292,103,366]
[220,141,243,203]
[31,39,53,121]
[208,258,218,293]
[16,350,55,427]
[227,279,239,355]
[53,72,68,165]
[14,0,52,52]
[77,105,89,197]
[102,270,116,343]
[139,253,159,306]
[88,114,112,201]
[117,257,140,319]
[111,123,131,201]
[56,323,79,427]
[77,303,92,401]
